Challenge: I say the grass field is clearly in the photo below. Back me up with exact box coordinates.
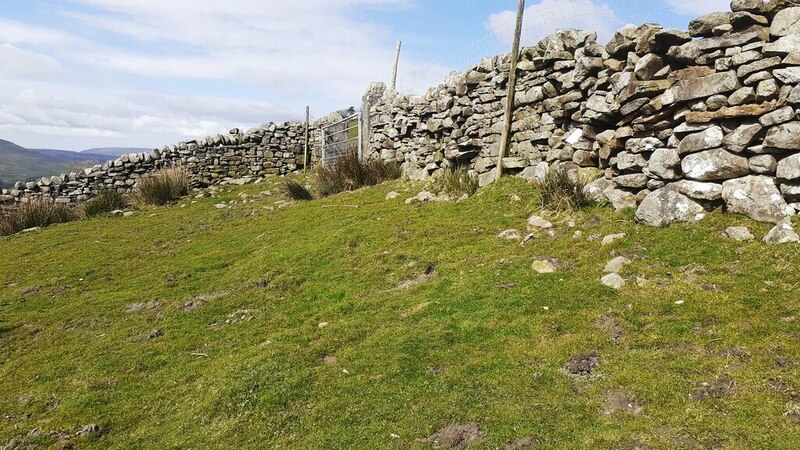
[1,176,799,449]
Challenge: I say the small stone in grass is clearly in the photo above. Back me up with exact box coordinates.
[497,229,522,241]
[601,233,626,245]
[724,226,754,242]
[531,260,557,274]
[604,256,632,273]
[527,215,553,230]
[601,273,625,289]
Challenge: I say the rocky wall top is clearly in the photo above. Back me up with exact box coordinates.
[0,121,319,204]
[365,0,800,226]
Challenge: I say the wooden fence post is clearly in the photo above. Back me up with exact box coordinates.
[304,106,310,172]
[496,0,526,180]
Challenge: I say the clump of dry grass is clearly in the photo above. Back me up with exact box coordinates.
[84,189,129,217]
[283,180,315,201]
[136,168,190,205]
[433,166,478,198]
[316,153,401,197]
[536,166,595,211]
[0,200,80,236]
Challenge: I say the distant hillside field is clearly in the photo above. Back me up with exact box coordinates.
[0,140,146,188]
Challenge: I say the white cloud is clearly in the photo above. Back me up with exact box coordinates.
[487,0,624,48]
[0,0,428,149]
[0,44,63,78]
[664,0,732,16]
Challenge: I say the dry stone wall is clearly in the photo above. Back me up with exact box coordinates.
[0,122,317,204]
[365,0,800,226]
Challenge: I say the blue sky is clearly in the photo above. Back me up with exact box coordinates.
[0,0,730,150]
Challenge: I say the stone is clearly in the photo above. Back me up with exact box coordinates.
[780,182,800,200]
[682,149,750,181]
[771,7,800,36]
[661,71,741,106]
[532,260,557,274]
[385,191,400,200]
[616,152,648,171]
[764,34,800,55]
[774,67,800,84]
[759,106,795,127]
[634,54,666,80]
[777,153,800,180]
[731,0,764,13]
[690,12,732,37]
[497,229,523,241]
[728,87,756,106]
[603,188,638,211]
[722,121,763,152]
[635,185,706,227]
[527,215,553,230]
[602,233,627,246]
[677,126,725,155]
[647,148,682,180]
[722,176,793,222]
[584,178,613,202]
[668,28,768,63]
[675,180,724,201]
[614,174,649,188]
[765,122,800,149]
[601,273,626,289]
[736,56,781,78]
[725,226,755,241]
[750,154,778,174]
[626,137,663,153]
[604,256,632,273]
[764,218,800,244]
[685,101,777,123]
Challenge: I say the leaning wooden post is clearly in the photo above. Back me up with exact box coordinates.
[304,106,310,172]
[496,0,526,180]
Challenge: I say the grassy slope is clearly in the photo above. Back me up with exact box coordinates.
[0,176,798,449]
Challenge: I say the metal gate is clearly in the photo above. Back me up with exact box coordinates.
[320,113,361,166]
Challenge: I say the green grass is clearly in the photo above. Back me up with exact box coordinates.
[1,176,799,449]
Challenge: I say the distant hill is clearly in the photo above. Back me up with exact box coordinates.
[0,139,142,189]
[80,147,151,158]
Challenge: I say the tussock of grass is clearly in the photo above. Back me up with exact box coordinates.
[537,166,595,211]
[316,153,401,197]
[433,166,478,198]
[283,180,315,201]
[136,168,190,205]
[0,200,80,235]
[83,189,129,217]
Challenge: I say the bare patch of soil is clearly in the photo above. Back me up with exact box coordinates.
[21,285,41,295]
[565,352,600,377]
[126,300,161,313]
[180,291,228,311]
[595,317,624,342]
[323,356,338,365]
[429,423,483,448]
[690,374,735,400]
[506,436,541,449]
[771,377,800,400]
[602,390,644,415]
[396,265,437,290]
[719,346,749,360]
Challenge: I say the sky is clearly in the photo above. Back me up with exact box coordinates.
[0,0,732,151]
